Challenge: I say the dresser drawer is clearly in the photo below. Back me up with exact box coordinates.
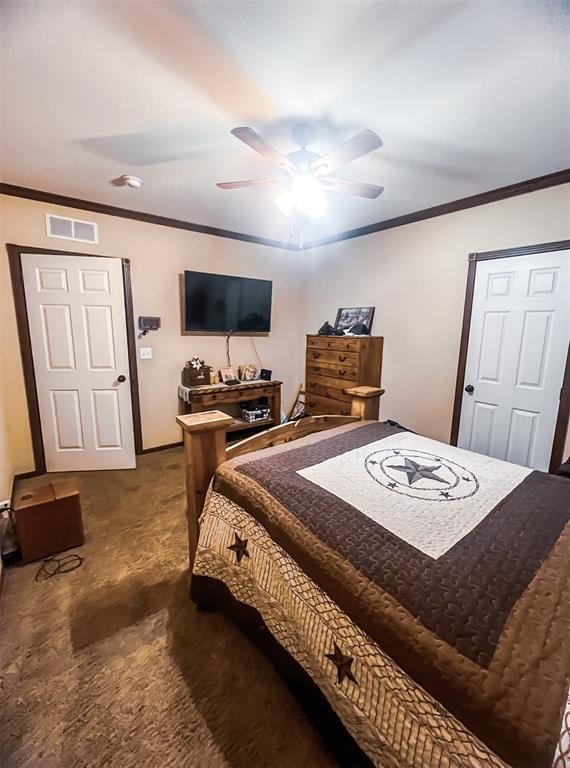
[306,348,358,366]
[305,393,352,416]
[191,385,275,407]
[306,361,358,381]
[306,373,352,398]
[307,336,360,352]
[306,378,351,403]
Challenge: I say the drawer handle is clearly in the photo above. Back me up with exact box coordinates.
[308,401,316,408]
[339,355,348,362]
[312,352,321,359]
[309,382,316,388]
[339,369,347,376]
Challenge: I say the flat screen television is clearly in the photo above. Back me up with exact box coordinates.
[182,270,272,334]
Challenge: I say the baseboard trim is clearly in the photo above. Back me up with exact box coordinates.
[140,441,184,454]
[13,470,42,483]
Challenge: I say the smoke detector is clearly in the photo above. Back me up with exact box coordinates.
[112,174,143,189]
[123,175,143,188]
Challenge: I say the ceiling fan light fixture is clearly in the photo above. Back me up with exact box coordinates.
[221,123,383,218]
[292,174,327,218]
[275,174,327,218]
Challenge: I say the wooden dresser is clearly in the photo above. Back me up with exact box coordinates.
[305,335,383,416]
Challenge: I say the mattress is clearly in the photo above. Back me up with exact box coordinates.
[191,421,570,768]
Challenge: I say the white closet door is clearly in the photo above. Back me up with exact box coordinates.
[458,250,569,471]
[22,253,136,471]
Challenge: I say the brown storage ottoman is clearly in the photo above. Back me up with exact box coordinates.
[13,480,84,563]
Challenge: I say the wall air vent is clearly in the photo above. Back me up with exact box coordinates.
[45,214,99,244]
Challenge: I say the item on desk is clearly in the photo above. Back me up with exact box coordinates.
[178,385,192,404]
[241,405,271,423]
[239,364,258,382]
[219,366,240,385]
[182,357,211,386]
[259,368,272,381]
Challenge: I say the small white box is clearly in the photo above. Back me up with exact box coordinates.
[139,347,152,359]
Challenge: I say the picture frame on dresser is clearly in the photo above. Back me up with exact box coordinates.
[334,306,375,333]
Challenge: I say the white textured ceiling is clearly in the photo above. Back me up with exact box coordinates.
[0,0,568,243]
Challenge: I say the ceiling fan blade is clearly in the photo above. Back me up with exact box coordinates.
[217,178,286,190]
[231,127,295,174]
[322,178,384,199]
[312,129,382,175]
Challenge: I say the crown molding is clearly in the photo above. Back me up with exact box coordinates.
[2,168,569,252]
[302,169,570,250]
[0,182,301,250]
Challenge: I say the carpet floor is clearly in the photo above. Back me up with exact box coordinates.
[0,449,336,768]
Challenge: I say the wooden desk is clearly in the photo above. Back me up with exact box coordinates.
[179,380,282,434]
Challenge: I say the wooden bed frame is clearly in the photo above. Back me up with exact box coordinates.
[176,385,384,572]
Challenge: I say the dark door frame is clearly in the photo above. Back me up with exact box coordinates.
[450,239,570,473]
[6,243,143,475]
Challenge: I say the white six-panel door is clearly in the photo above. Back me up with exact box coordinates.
[22,253,136,471]
[458,250,569,471]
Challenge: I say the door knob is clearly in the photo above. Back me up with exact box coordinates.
[464,384,474,394]
[117,375,127,383]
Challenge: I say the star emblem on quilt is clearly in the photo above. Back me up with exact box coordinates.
[227,533,250,564]
[387,457,447,485]
[365,448,479,502]
[326,643,358,686]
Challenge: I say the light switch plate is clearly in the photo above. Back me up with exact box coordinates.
[139,347,152,359]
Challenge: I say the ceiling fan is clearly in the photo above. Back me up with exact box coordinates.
[217,123,384,218]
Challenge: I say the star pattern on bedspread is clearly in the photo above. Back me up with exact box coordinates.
[227,533,250,565]
[387,457,447,486]
[326,643,358,686]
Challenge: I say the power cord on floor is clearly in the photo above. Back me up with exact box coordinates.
[35,553,84,582]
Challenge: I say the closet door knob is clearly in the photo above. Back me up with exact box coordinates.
[464,384,474,394]
[117,375,127,383]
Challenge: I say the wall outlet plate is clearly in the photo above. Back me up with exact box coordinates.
[139,347,152,360]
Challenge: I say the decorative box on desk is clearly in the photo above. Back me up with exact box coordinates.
[305,334,383,416]
[179,380,282,435]
[181,359,211,387]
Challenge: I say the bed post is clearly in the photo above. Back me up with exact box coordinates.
[176,410,233,572]
[346,386,385,421]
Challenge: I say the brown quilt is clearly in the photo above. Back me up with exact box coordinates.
[205,421,570,768]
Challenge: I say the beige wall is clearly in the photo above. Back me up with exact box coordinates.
[304,184,570,455]
[1,184,569,494]
[0,194,305,486]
